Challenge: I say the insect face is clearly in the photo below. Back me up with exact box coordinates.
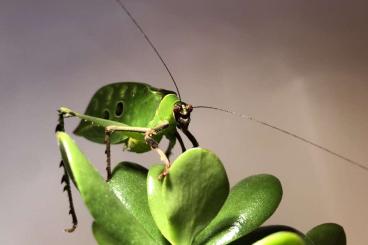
[174,102,193,130]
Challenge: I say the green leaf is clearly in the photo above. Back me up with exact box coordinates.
[194,174,283,245]
[56,132,157,245]
[230,225,314,245]
[108,162,168,244]
[252,231,305,245]
[92,222,121,245]
[147,148,229,245]
[306,223,346,245]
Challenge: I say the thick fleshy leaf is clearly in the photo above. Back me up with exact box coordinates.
[194,174,282,245]
[56,132,156,244]
[230,225,314,245]
[92,222,120,245]
[252,231,305,245]
[108,162,168,244]
[306,223,346,245]
[147,148,229,245]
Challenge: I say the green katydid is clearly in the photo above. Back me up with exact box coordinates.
[56,0,368,233]
[55,1,200,233]
[58,81,200,178]
[56,82,198,232]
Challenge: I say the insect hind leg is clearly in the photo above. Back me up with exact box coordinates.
[104,130,112,181]
[164,130,186,159]
[182,128,199,148]
[55,111,78,232]
[59,160,78,232]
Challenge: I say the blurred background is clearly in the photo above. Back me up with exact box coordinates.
[1,0,367,244]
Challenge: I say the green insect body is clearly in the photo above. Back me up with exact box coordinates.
[71,82,180,153]
[57,82,197,233]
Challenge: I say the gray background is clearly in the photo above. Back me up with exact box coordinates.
[1,0,368,244]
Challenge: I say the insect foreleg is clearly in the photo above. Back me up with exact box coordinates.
[104,121,171,180]
[181,128,199,148]
[164,131,186,158]
[175,131,186,153]
[164,136,176,159]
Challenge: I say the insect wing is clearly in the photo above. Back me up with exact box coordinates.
[74,82,173,144]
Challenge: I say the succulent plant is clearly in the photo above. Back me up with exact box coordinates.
[57,132,346,245]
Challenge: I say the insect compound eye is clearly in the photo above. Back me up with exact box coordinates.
[115,101,124,117]
[173,104,181,113]
[187,104,193,112]
[102,110,110,120]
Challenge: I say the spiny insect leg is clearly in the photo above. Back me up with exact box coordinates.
[56,111,78,232]
[59,160,78,233]
[55,111,65,133]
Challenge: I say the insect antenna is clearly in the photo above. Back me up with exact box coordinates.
[193,105,368,172]
[114,0,182,100]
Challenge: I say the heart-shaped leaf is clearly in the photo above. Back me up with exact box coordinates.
[194,174,282,245]
[306,223,346,245]
[56,132,157,244]
[147,148,229,245]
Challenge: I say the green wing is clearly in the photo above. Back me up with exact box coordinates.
[74,82,175,144]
